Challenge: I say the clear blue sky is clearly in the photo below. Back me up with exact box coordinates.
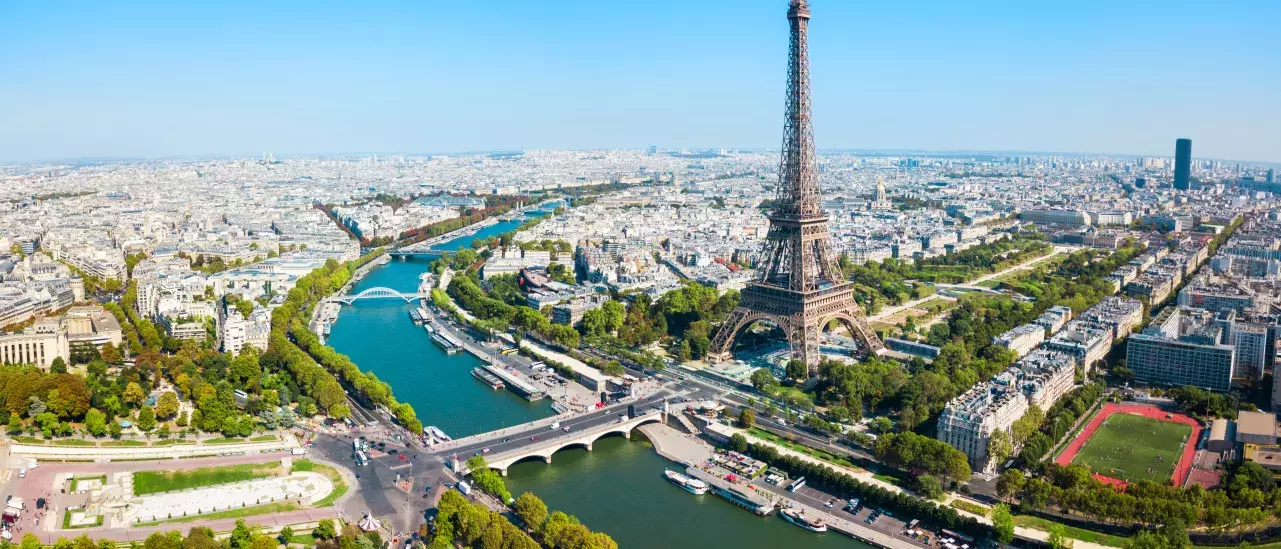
[2,1,1278,163]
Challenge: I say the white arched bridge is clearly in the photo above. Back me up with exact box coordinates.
[323,286,428,305]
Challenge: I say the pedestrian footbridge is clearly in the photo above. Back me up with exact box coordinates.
[484,410,664,476]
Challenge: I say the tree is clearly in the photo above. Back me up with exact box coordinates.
[50,357,68,374]
[601,361,624,377]
[176,410,189,427]
[230,519,253,549]
[513,492,548,532]
[155,391,179,419]
[992,503,1015,544]
[278,526,294,545]
[1048,523,1074,549]
[329,403,351,420]
[108,420,123,438]
[750,368,777,392]
[123,382,146,408]
[987,428,1013,466]
[7,412,22,435]
[738,408,755,429]
[729,433,749,453]
[1125,531,1169,549]
[313,519,337,541]
[996,469,1025,500]
[247,536,276,549]
[101,342,121,364]
[1159,519,1190,549]
[85,408,107,437]
[914,474,944,500]
[784,359,807,381]
[22,534,44,549]
[137,405,156,432]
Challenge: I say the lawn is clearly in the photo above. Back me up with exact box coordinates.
[250,435,278,442]
[62,509,104,529]
[1071,412,1191,484]
[203,437,247,445]
[949,499,989,517]
[13,436,46,444]
[53,438,96,446]
[291,459,349,507]
[101,440,148,447]
[1013,515,1127,547]
[70,475,107,492]
[132,462,282,495]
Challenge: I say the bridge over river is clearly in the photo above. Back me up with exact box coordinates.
[430,392,671,475]
[323,286,428,305]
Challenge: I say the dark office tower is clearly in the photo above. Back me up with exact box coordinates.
[1268,169,1275,184]
[1174,138,1192,190]
[1134,177,1146,188]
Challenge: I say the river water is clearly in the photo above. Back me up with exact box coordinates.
[326,215,867,548]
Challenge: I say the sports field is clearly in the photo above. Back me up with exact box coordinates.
[1070,412,1192,484]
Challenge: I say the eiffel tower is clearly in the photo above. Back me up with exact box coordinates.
[709,0,884,375]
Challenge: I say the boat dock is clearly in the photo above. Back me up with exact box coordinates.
[481,362,546,401]
[685,465,777,515]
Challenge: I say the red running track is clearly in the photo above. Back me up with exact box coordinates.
[1054,403,1202,488]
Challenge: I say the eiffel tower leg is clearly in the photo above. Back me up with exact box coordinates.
[709,306,753,363]
[801,318,822,375]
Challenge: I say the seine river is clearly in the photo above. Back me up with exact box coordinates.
[326,216,866,548]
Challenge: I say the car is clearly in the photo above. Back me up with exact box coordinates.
[355,474,361,479]
[502,438,510,442]
[825,500,835,508]
[530,436,538,441]
[482,447,491,454]
[389,449,398,454]
[398,455,407,460]
[563,426,571,432]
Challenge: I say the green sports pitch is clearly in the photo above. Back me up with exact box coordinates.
[1071,413,1192,484]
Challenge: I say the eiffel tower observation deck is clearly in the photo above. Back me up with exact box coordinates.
[709,0,885,375]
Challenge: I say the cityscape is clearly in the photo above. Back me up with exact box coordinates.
[2,2,1281,549]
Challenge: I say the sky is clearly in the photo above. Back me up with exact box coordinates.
[1,1,1279,164]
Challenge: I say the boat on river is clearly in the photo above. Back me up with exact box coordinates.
[780,507,828,533]
[663,470,708,495]
[472,368,505,390]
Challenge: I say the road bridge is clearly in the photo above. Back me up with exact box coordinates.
[480,410,664,475]
[430,394,672,471]
[323,286,427,305]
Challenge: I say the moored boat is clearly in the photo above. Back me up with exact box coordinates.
[780,507,828,533]
[663,469,708,495]
[472,368,505,390]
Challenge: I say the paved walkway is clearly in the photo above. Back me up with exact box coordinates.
[637,423,712,466]
[9,433,300,460]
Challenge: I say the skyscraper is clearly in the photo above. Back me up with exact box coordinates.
[1268,169,1275,184]
[1174,138,1192,190]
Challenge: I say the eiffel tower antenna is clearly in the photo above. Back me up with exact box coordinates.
[710,0,884,375]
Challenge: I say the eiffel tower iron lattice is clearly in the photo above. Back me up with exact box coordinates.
[709,0,884,374]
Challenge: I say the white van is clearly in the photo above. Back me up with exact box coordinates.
[550,422,560,430]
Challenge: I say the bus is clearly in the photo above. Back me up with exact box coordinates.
[787,477,806,492]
